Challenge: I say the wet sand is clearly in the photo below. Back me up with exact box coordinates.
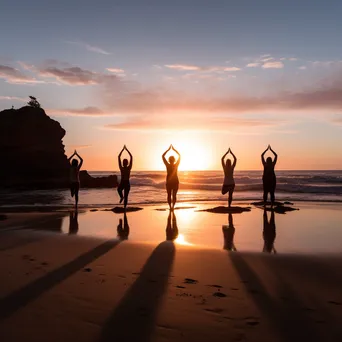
[1,202,342,341]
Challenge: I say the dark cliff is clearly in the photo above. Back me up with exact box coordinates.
[0,106,117,189]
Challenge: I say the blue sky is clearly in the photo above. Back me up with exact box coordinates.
[1,1,342,170]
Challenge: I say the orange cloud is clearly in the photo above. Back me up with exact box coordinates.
[103,115,283,131]
[49,106,112,117]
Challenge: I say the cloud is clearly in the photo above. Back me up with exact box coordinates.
[68,144,92,150]
[106,68,125,73]
[101,69,342,116]
[17,61,35,71]
[65,41,111,55]
[280,57,298,62]
[223,67,240,71]
[38,65,121,86]
[298,66,307,70]
[261,57,274,62]
[39,66,98,85]
[0,65,44,84]
[103,116,282,131]
[48,106,113,117]
[164,64,241,72]
[262,61,284,69]
[0,95,26,102]
[165,64,200,71]
[246,63,260,67]
[310,60,342,68]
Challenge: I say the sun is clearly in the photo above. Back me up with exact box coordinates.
[160,134,212,171]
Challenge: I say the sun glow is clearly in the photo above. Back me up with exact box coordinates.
[156,133,213,171]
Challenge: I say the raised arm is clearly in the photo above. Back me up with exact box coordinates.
[270,146,278,166]
[172,145,181,166]
[75,151,83,170]
[118,147,124,170]
[68,150,76,164]
[125,145,133,169]
[230,149,237,168]
[261,146,268,166]
[221,150,229,169]
[162,145,172,166]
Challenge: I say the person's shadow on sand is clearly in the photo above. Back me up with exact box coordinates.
[223,213,237,251]
[68,211,79,235]
[117,212,130,240]
[99,241,175,342]
[166,210,179,241]
[263,209,276,253]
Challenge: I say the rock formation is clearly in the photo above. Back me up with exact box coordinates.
[0,106,117,189]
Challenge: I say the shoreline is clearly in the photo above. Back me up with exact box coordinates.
[1,199,342,214]
[1,201,342,255]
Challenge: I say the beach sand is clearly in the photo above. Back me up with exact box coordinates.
[1,202,342,341]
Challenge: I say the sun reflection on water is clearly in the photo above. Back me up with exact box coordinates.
[175,233,193,246]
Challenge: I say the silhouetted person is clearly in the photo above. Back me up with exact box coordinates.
[162,144,181,210]
[117,212,130,240]
[166,210,179,241]
[263,209,276,253]
[117,145,133,209]
[223,213,237,251]
[261,145,278,206]
[68,150,83,209]
[221,148,237,208]
[69,211,79,235]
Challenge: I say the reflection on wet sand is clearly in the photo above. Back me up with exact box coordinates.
[117,212,130,240]
[263,209,276,253]
[69,211,79,235]
[223,213,237,251]
[166,211,179,241]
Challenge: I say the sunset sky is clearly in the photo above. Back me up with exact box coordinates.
[1,1,342,171]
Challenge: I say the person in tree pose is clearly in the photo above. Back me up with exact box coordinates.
[162,144,181,210]
[221,148,237,208]
[68,150,83,209]
[117,145,133,209]
[261,145,278,206]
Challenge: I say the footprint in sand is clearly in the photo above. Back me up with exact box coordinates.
[328,300,342,306]
[213,292,227,298]
[184,278,198,284]
[246,320,259,326]
[83,267,92,272]
[206,284,223,288]
[205,308,224,314]
[244,317,260,326]
[175,285,186,289]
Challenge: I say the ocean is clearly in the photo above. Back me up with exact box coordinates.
[0,170,341,208]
